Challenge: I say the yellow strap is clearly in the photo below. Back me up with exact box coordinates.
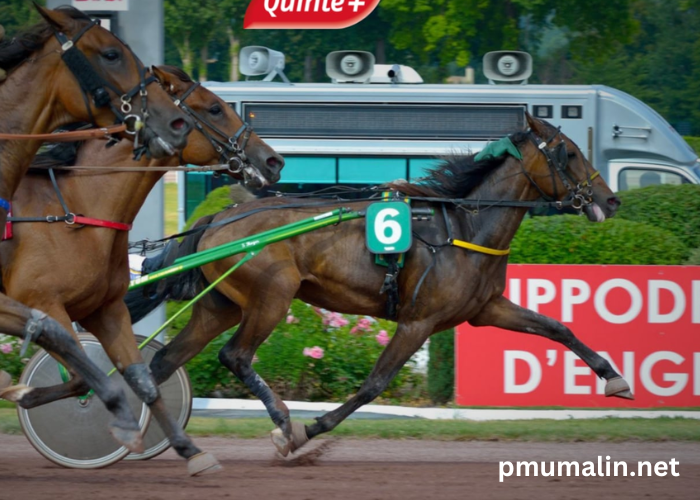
[452,239,510,256]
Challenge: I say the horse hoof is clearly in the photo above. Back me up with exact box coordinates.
[0,384,31,403]
[289,421,310,454]
[187,452,222,476]
[109,423,144,454]
[0,370,11,391]
[605,377,635,400]
[270,427,292,457]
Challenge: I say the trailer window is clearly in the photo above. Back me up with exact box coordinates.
[618,167,690,191]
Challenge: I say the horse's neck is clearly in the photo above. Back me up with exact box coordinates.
[0,58,72,198]
[453,158,535,250]
[56,140,171,224]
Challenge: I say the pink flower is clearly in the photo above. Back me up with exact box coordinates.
[375,330,390,346]
[356,318,373,331]
[286,314,299,324]
[303,346,325,359]
[323,312,349,328]
[0,343,12,354]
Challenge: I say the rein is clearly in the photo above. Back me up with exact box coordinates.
[0,124,127,142]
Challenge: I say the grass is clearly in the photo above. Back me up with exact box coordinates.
[2,406,698,442]
[164,182,179,236]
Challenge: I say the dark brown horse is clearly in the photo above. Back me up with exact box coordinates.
[0,5,194,454]
[0,64,282,473]
[128,113,632,456]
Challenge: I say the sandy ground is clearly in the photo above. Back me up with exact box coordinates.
[1,435,699,500]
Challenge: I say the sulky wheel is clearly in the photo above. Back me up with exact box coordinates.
[124,336,192,461]
[17,334,192,467]
[17,334,150,469]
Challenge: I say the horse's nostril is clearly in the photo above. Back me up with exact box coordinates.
[608,196,621,206]
[171,118,187,131]
[267,156,282,169]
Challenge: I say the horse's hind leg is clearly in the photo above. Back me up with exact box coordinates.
[81,299,221,476]
[469,295,633,399]
[0,296,143,452]
[303,320,432,449]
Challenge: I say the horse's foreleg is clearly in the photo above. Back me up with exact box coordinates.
[469,295,633,399]
[0,296,143,452]
[305,320,431,447]
[81,299,221,476]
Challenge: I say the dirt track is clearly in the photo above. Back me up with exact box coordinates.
[1,435,699,500]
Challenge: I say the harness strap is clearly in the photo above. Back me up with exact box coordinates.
[6,167,131,231]
[451,239,510,256]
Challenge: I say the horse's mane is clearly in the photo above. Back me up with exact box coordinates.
[29,122,91,173]
[0,7,92,73]
[388,130,530,198]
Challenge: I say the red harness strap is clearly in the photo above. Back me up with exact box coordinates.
[70,215,132,231]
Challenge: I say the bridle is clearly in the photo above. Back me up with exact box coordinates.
[168,81,265,185]
[51,19,159,152]
[525,127,601,211]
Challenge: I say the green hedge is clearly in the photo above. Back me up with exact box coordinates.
[616,184,700,257]
[510,215,688,265]
[427,329,454,405]
[184,185,254,230]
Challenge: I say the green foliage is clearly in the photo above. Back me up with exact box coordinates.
[510,215,688,265]
[427,329,454,405]
[183,185,253,231]
[0,335,37,384]
[169,300,423,402]
[683,136,700,153]
[616,184,700,255]
[183,186,232,230]
[683,247,700,266]
[0,1,44,38]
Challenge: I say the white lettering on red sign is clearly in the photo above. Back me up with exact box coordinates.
[503,349,699,397]
[508,278,700,325]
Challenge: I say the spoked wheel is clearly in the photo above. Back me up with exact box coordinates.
[124,336,192,461]
[17,334,192,467]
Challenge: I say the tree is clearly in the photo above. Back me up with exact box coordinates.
[0,0,44,36]
[378,0,636,71]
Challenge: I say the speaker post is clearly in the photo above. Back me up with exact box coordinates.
[240,46,290,83]
[326,50,375,83]
[483,51,533,84]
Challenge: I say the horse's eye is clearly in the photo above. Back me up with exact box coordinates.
[210,104,223,116]
[102,50,120,62]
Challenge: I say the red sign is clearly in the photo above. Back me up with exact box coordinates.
[243,0,380,29]
[456,265,700,408]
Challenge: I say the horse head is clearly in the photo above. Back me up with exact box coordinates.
[523,112,620,221]
[151,65,285,189]
[30,5,192,159]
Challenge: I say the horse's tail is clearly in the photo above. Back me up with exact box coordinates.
[125,215,215,324]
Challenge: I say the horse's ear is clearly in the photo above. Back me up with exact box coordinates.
[34,4,73,32]
[524,111,544,134]
[152,65,178,95]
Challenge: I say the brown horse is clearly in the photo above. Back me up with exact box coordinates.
[0,5,194,454]
[128,113,633,456]
[0,65,282,473]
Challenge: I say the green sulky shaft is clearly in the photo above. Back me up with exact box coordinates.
[128,208,363,291]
